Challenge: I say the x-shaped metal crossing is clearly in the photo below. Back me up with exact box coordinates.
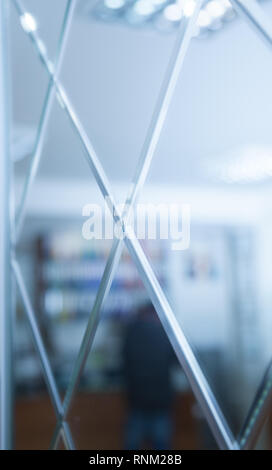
[6,0,272,450]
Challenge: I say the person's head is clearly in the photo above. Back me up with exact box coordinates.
[137,302,157,321]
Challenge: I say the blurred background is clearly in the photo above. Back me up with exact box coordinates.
[7,0,272,449]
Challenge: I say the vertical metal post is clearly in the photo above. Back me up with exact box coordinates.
[0,0,13,450]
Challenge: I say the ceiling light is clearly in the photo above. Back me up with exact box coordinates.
[206,0,226,18]
[105,0,125,9]
[197,9,212,27]
[182,0,197,17]
[134,0,156,16]
[164,4,183,22]
[211,146,272,184]
[20,12,37,33]
[90,0,258,37]
[221,0,232,9]
[151,0,168,5]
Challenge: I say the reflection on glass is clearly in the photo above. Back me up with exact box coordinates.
[10,0,272,451]
[14,211,272,449]
[67,247,218,450]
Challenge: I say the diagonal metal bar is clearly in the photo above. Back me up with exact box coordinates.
[62,422,76,450]
[59,238,123,421]
[12,258,63,417]
[231,0,272,46]
[50,421,62,450]
[238,360,272,449]
[50,420,75,450]
[123,7,202,213]
[50,0,204,439]
[15,0,77,241]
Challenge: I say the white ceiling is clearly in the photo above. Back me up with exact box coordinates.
[10,0,272,188]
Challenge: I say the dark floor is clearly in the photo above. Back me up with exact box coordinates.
[15,391,204,450]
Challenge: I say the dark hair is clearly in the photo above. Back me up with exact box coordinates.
[138,302,156,318]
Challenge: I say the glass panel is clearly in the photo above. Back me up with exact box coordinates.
[9,0,272,451]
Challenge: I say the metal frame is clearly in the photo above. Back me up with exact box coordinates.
[0,0,271,450]
[0,0,13,451]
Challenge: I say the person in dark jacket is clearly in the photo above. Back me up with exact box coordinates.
[123,302,176,450]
